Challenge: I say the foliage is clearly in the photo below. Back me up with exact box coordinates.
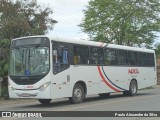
[155,43,160,58]
[0,0,57,39]
[0,39,10,98]
[80,0,160,46]
[0,0,56,97]
[0,0,56,77]
[0,39,10,77]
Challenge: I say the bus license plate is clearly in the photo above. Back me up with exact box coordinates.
[21,93,30,97]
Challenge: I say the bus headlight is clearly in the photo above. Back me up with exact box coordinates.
[38,81,51,91]
[9,84,15,91]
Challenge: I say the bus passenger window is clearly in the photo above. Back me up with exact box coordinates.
[117,50,128,65]
[74,45,89,65]
[146,53,155,66]
[53,49,60,74]
[89,47,104,65]
[138,52,146,66]
[74,56,80,64]
[104,48,117,65]
[128,51,138,66]
[53,46,69,74]
[62,49,68,64]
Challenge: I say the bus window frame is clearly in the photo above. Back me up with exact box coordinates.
[52,40,70,74]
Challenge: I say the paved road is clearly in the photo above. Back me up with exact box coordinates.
[0,85,160,120]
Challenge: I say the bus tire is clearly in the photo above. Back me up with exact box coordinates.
[69,83,85,104]
[38,99,51,104]
[98,93,110,98]
[129,80,138,96]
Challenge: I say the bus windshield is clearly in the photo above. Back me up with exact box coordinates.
[9,37,50,76]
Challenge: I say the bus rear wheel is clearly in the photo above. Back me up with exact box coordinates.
[129,80,138,96]
[123,80,138,96]
[38,99,51,104]
[69,83,85,104]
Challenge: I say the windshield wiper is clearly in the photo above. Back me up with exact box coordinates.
[21,49,24,65]
[28,49,30,65]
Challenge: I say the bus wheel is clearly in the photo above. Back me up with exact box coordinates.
[38,99,51,104]
[98,93,110,98]
[69,83,85,104]
[129,80,138,96]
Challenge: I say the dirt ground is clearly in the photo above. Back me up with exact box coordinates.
[0,97,36,106]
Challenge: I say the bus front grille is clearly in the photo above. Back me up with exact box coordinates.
[9,75,45,85]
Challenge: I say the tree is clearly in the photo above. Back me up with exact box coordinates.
[0,39,10,77]
[0,0,57,77]
[0,0,57,97]
[80,0,160,46]
[0,0,57,39]
[154,43,160,58]
[0,39,10,98]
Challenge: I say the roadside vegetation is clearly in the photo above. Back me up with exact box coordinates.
[0,0,56,98]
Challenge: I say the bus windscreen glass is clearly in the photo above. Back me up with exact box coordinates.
[9,37,50,76]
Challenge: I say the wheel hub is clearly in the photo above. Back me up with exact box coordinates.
[74,88,82,100]
[131,84,137,93]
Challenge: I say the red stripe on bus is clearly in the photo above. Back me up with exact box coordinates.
[97,66,121,92]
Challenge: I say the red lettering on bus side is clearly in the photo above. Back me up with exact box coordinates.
[135,68,139,74]
[128,68,139,74]
[128,69,132,74]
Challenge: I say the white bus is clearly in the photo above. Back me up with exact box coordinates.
[9,36,157,104]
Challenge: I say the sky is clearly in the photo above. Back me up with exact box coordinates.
[37,0,90,39]
[36,0,160,44]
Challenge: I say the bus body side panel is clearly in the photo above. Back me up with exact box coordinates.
[137,67,157,89]
[100,66,130,92]
[51,66,102,99]
[51,65,157,99]
[102,66,157,91]
[50,65,128,99]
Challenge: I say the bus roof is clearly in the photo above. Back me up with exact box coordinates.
[13,35,155,53]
